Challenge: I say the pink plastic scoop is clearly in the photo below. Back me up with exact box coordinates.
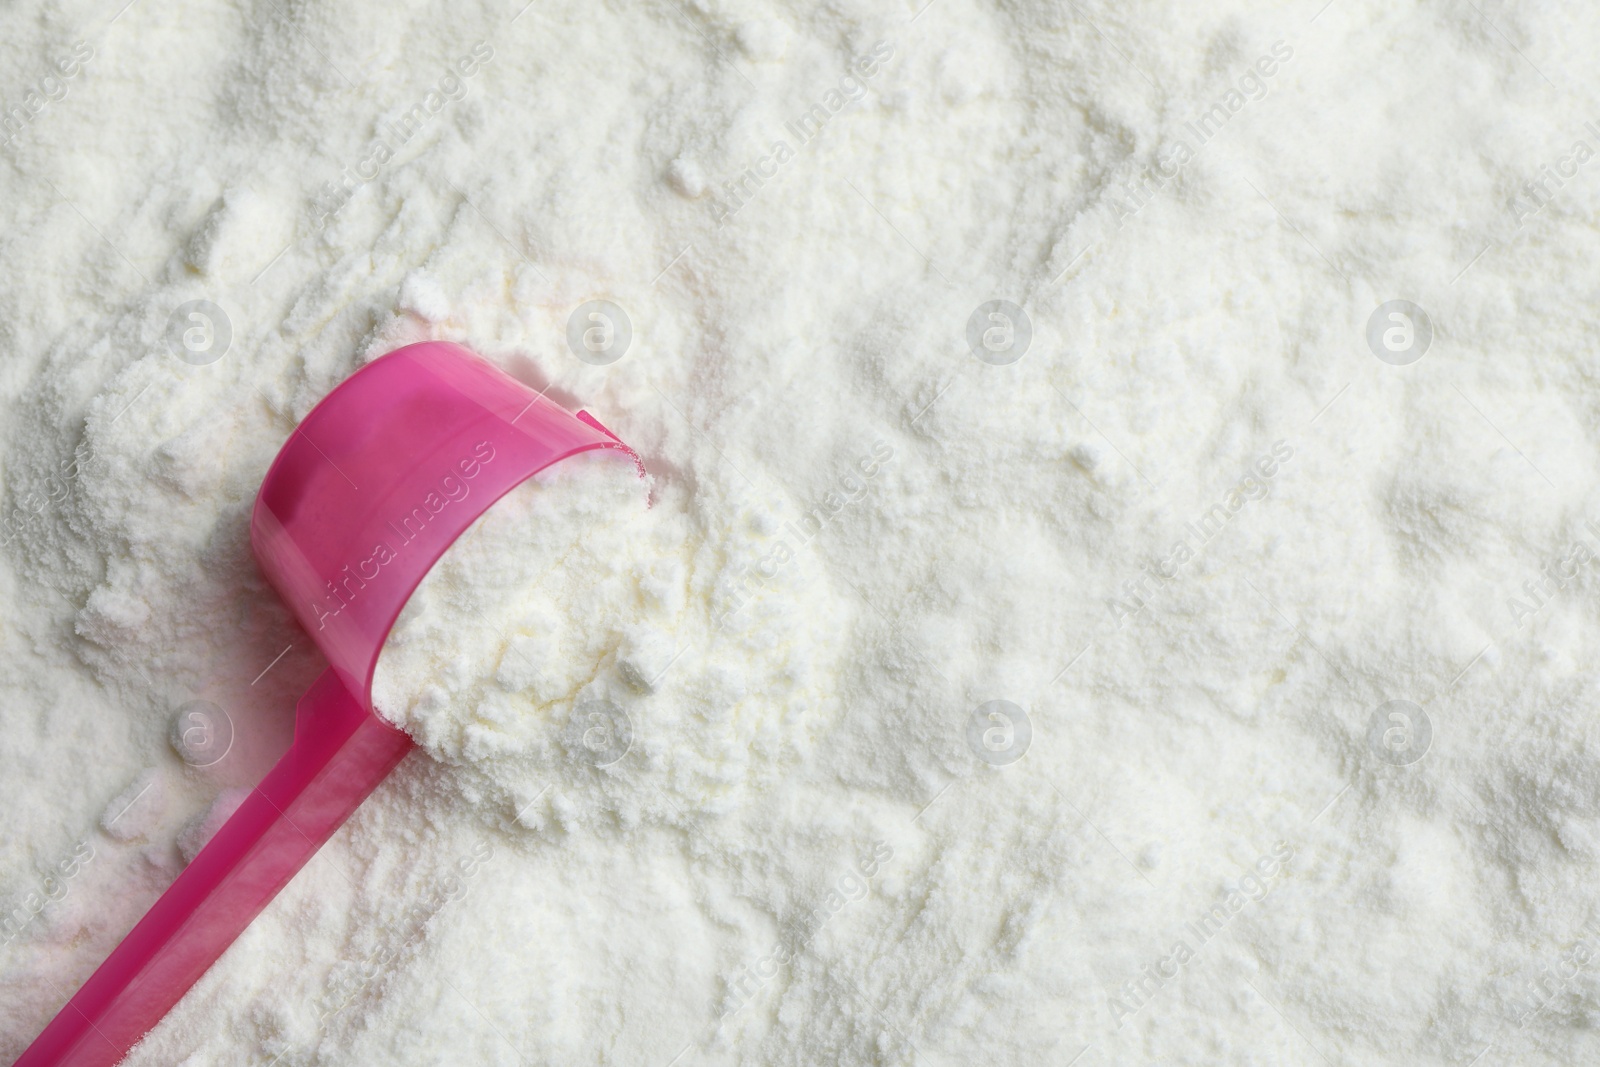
[17,341,638,1066]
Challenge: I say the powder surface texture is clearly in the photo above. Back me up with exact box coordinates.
[2,1,1600,1065]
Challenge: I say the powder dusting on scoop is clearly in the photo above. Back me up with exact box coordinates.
[371,451,655,758]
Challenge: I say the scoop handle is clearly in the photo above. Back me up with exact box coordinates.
[16,670,413,1067]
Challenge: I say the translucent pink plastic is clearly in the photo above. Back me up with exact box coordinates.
[17,341,637,1067]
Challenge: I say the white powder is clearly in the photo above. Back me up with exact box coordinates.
[369,454,658,762]
[4,1,1600,1064]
